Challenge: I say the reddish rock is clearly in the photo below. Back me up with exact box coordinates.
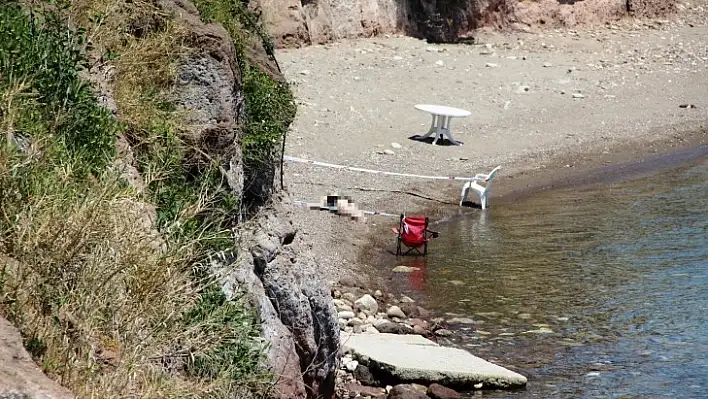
[387,384,428,399]
[427,383,462,399]
[344,382,386,398]
[416,306,431,319]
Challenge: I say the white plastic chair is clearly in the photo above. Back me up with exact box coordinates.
[459,166,502,210]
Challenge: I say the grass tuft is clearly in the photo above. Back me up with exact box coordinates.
[0,2,273,397]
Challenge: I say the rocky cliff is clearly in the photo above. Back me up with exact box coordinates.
[250,0,679,47]
[0,0,338,398]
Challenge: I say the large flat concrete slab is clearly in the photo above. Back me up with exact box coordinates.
[341,333,527,389]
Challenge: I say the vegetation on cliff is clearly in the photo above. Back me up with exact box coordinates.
[0,0,294,397]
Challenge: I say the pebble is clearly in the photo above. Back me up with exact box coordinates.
[572,93,586,99]
[383,149,395,155]
[485,63,499,68]
[391,142,402,149]
[345,359,359,372]
[516,85,531,93]
[338,311,355,320]
[387,306,407,319]
[400,295,415,303]
[435,328,454,337]
[447,317,476,325]
[392,265,420,273]
[435,60,445,67]
[348,317,364,327]
[354,294,379,316]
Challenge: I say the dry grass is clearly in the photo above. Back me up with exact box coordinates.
[1,2,271,398]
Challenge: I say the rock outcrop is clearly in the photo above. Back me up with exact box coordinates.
[111,1,340,397]
[227,195,341,398]
[0,317,75,399]
[250,0,680,48]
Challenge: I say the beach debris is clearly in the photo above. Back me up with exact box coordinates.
[572,93,586,99]
[485,62,499,68]
[679,104,697,108]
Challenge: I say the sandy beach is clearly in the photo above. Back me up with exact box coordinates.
[276,13,708,285]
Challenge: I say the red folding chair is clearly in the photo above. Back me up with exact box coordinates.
[392,215,439,256]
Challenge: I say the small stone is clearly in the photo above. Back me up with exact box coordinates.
[447,317,476,325]
[572,93,585,99]
[516,85,531,94]
[435,328,454,337]
[435,60,445,67]
[400,302,419,317]
[387,306,407,319]
[354,364,377,386]
[352,324,364,333]
[393,56,403,61]
[338,311,355,320]
[365,325,380,334]
[348,317,364,327]
[343,382,386,399]
[388,384,428,399]
[543,62,553,68]
[485,62,499,68]
[383,149,395,155]
[393,265,420,273]
[448,280,464,286]
[342,292,358,303]
[413,325,427,335]
[427,383,462,399]
[373,290,383,298]
[354,294,379,316]
[299,70,311,75]
[474,382,484,389]
[375,321,414,335]
[338,319,347,330]
[345,359,359,372]
[417,306,431,318]
[391,142,402,149]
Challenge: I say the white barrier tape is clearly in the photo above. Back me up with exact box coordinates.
[293,201,400,218]
[284,155,477,182]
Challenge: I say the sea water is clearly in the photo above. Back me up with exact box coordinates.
[392,152,708,398]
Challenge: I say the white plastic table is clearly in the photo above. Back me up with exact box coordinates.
[414,104,471,146]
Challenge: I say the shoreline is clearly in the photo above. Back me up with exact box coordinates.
[275,9,707,397]
[356,121,707,292]
[279,19,707,291]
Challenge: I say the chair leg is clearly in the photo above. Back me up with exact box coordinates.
[460,182,470,207]
[480,191,488,210]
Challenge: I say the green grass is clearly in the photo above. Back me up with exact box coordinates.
[0,2,274,397]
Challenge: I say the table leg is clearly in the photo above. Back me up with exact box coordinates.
[445,118,462,145]
[420,114,437,139]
